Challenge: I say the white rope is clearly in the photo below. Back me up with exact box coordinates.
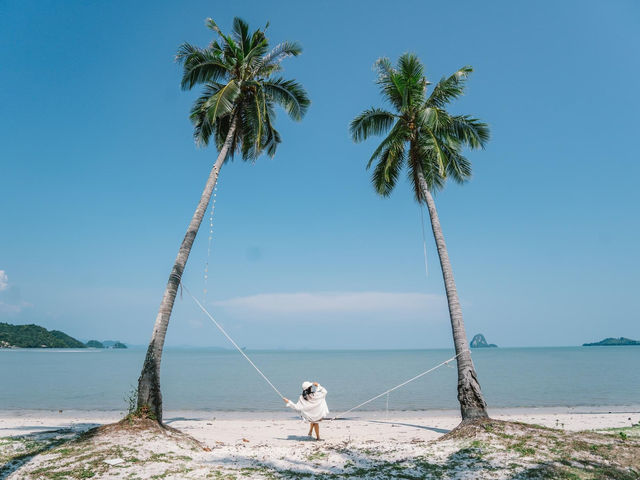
[419,204,429,278]
[181,283,286,400]
[331,353,461,420]
[203,168,219,303]
[182,282,461,416]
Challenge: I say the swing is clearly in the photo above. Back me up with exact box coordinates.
[182,283,459,419]
[188,188,458,419]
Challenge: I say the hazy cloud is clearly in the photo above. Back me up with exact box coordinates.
[0,271,31,315]
[213,291,447,321]
[0,271,8,291]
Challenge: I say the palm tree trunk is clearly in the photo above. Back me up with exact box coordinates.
[137,115,238,422]
[416,169,488,422]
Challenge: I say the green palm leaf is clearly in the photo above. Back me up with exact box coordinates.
[262,78,310,121]
[177,43,228,90]
[350,108,396,143]
[372,143,405,196]
[351,56,488,197]
[182,18,309,160]
[427,65,472,108]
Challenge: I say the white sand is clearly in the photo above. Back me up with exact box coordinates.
[2,407,639,479]
[1,406,638,441]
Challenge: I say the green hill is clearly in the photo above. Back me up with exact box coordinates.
[0,322,86,348]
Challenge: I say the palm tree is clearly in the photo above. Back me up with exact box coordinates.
[137,17,310,422]
[350,54,490,422]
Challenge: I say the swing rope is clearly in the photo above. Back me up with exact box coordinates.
[419,204,429,278]
[181,282,461,417]
[330,352,460,420]
[181,282,286,400]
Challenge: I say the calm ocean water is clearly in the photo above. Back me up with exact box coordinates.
[1,347,638,411]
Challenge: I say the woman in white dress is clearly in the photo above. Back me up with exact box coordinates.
[283,381,329,440]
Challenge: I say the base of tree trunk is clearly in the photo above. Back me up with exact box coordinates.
[458,368,489,422]
[459,407,490,423]
[137,349,163,422]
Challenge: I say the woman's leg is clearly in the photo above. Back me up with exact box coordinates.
[313,423,320,440]
[307,423,314,436]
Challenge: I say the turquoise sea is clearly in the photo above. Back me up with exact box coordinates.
[1,347,638,411]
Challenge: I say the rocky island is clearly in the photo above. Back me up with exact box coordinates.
[470,333,497,348]
[583,337,640,346]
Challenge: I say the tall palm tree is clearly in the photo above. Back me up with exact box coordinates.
[137,17,310,422]
[350,54,490,422]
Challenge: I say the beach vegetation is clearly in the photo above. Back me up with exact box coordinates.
[124,386,138,415]
[136,16,310,423]
[305,450,328,461]
[350,54,490,422]
[6,418,640,479]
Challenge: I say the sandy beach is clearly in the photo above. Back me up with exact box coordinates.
[2,406,639,441]
[2,407,639,479]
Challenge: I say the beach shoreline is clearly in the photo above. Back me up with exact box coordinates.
[2,405,638,439]
[3,406,639,478]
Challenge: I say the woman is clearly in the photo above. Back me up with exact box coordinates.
[283,381,329,440]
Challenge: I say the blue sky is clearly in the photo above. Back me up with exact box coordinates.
[1,0,639,348]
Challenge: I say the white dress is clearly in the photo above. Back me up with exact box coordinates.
[286,384,329,422]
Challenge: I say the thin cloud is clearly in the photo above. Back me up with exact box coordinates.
[213,291,446,320]
[0,270,31,315]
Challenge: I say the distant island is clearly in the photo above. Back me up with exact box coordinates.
[0,322,127,349]
[470,334,497,348]
[0,322,86,348]
[101,340,128,349]
[583,337,640,346]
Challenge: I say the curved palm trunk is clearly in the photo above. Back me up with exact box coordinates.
[137,115,238,422]
[417,169,488,422]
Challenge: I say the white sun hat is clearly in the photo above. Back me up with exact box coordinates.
[302,381,313,390]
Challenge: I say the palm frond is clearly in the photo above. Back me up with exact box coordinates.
[410,147,444,199]
[190,83,225,146]
[423,129,447,176]
[442,145,472,183]
[254,41,302,75]
[371,143,405,196]
[183,18,307,159]
[427,65,472,108]
[261,78,310,121]
[374,57,404,111]
[448,115,490,149]
[176,43,228,90]
[232,17,250,54]
[350,108,396,143]
[419,106,444,131]
[203,79,240,122]
[398,53,426,109]
[261,102,281,158]
[365,122,408,169]
[205,18,222,35]
[353,55,487,200]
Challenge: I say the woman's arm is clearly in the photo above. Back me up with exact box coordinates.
[284,397,302,412]
[313,382,327,399]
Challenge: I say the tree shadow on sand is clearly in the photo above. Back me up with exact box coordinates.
[278,435,318,441]
[204,443,640,479]
[202,443,499,479]
[366,419,450,434]
[0,426,97,480]
[202,420,640,479]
